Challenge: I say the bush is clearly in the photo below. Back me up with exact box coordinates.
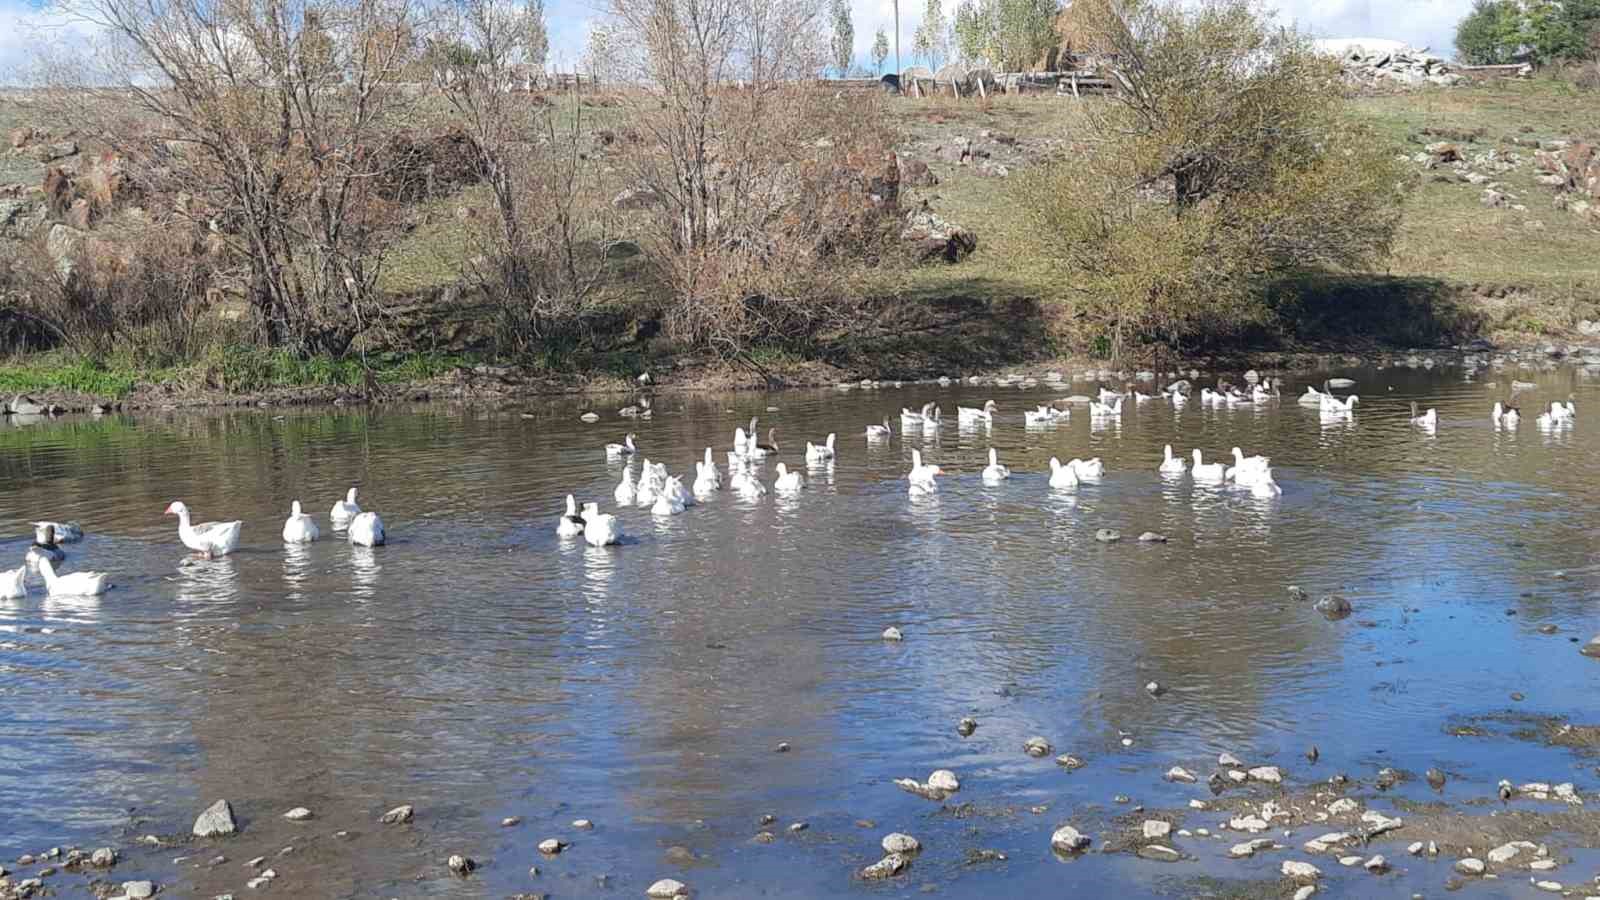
[1019,0,1412,357]
[1456,0,1600,66]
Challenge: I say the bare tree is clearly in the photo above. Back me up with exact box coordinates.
[58,0,424,356]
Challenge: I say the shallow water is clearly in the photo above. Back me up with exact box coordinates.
[3,361,1600,898]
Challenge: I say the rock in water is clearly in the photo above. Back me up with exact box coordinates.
[1142,820,1171,840]
[1095,529,1121,543]
[859,854,908,880]
[90,848,117,867]
[1455,858,1485,875]
[927,770,960,792]
[1426,768,1447,790]
[881,627,903,642]
[957,717,977,737]
[122,881,156,899]
[1137,532,1167,543]
[1050,826,1091,853]
[538,839,563,854]
[881,833,920,854]
[1138,845,1181,862]
[193,800,237,838]
[380,805,414,824]
[1315,595,1353,620]
[447,854,475,875]
[1280,860,1322,882]
[1165,766,1197,784]
[647,878,689,897]
[1023,736,1053,757]
[1581,635,1600,658]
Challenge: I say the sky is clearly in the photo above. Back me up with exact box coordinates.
[0,0,1477,83]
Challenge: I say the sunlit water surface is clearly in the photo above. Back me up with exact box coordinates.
[3,363,1600,898]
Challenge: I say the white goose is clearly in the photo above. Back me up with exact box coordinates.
[614,467,639,505]
[1298,384,1329,407]
[1319,393,1359,415]
[693,461,720,498]
[1191,449,1226,483]
[805,433,837,463]
[26,524,65,566]
[1227,447,1270,479]
[1025,404,1066,426]
[665,472,694,508]
[1537,399,1575,428]
[957,400,998,426]
[1410,401,1438,429]
[901,402,935,427]
[866,417,893,439]
[701,448,723,488]
[731,467,767,497]
[1048,457,1079,490]
[1158,444,1186,476]
[282,501,320,543]
[557,495,587,537]
[37,557,109,597]
[1247,468,1283,497]
[165,501,242,558]
[651,483,687,516]
[920,406,942,435]
[330,488,362,527]
[0,564,26,600]
[773,463,805,494]
[729,426,750,465]
[605,433,638,458]
[348,511,386,547]
[1070,457,1104,481]
[1491,401,1520,429]
[634,459,664,507]
[34,521,83,543]
[907,449,941,493]
[1131,389,1155,403]
[747,426,779,460]
[1095,387,1123,404]
[981,448,1011,484]
[1089,397,1123,417]
[581,502,622,546]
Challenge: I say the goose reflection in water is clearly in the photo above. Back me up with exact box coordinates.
[349,546,381,600]
[282,542,313,597]
[172,556,239,616]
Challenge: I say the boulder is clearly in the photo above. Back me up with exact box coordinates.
[30,140,78,163]
[1050,826,1090,853]
[9,126,34,148]
[613,187,663,210]
[0,197,47,240]
[45,223,85,283]
[192,799,238,838]
[896,155,938,188]
[901,207,977,263]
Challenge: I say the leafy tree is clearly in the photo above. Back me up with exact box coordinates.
[831,0,855,76]
[1018,0,1411,357]
[950,0,1059,69]
[872,27,890,73]
[912,0,949,68]
[1455,0,1522,64]
[526,0,550,67]
[953,0,991,62]
[1455,0,1600,64]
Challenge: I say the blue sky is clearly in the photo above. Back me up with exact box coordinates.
[0,0,1476,81]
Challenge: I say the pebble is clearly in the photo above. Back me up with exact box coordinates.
[246,857,265,869]
[123,881,157,899]
[579,412,599,422]
[1142,820,1171,840]
[538,839,563,854]
[1535,880,1563,892]
[1166,766,1196,783]
[1364,855,1389,873]
[881,833,920,854]
[1094,529,1121,543]
[646,878,689,897]
[1050,826,1091,853]
[859,854,908,880]
[1023,736,1053,757]
[957,717,977,737]
[787,822,808,833]
[1145,681,1163,696]
[1218,752,1243,767]
[881,627,903,642]
[193,799,238,838]
[447,855,475,876]
[1229,839,1276,858]
[573,819,594,830]
[1137,845,1181,862]
[90,847,117,867]
[1247,766,1283,784]
[926,770,960,792]
[1407,842,1424,855]
[1293,888,1316,900]
[380,805,414,824]
[1455,858,1486,876]
[1056,754,1084,770]
[282,807,312,821]
[1281,860,1322,882]
[502,817,522,827]
[1327,799,1358,815]
[1137,532,1167,543]
[1338,855,1362,866]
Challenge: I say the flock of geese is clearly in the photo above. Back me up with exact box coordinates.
[560,376,1584,548]
[0,489,387,600]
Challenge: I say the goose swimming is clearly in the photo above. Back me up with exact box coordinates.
[901,402,935,426]
[1409,401,1437,428]
[651,482,687,516]
[348,511,386,547]
[731,468,767,496]
[1319,393,1359,415]
[614,467,639,505]
[1048,457,1079,490]
[557,495,587,537]
[26,523,64,566]
[281,500,320,543]
[774,463,805,494]
[33,521,82,543]
[1024,405,1066,426]
[1492,401,1520,429]
[330,488,362,527]
[581,502,622,546]
[1158,444,1186,476]
[1089,397,1123,417]
[908,449,941,492]
[957,400,998,425]
[1298,383,1330,407]
[866,417,893,439]
[981,448,1011,484]
[165,501,242,558]
[1191,449,1226,483]
[0,564,25,600]
[605,433,638,458]
[805,433,837,463]
[37,557,109,597]
[1070,457,1104,480]
[748,425,779,459]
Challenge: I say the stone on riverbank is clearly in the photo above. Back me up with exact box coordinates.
[122,881,156,899]
[380,805,414,824]
[1142,821,1171,840]
[1455,858,1485,875]
[282,808,312,821]
[193,800,237,838]
[1280,860,1321,882]
[1248,766,1282,784]
[1137,845,1181,862]
[1050,826,1090,853]
[90,848,116,867]
[646,878,689,897]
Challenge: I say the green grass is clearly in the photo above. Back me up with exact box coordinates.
[0,354,150,398]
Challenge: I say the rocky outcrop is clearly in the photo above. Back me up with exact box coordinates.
[901,205,977,263]
[1332,44,1461,88]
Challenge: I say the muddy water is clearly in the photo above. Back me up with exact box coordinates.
[3,361,1600,898]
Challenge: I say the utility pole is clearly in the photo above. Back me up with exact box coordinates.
[894,0,900,77]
